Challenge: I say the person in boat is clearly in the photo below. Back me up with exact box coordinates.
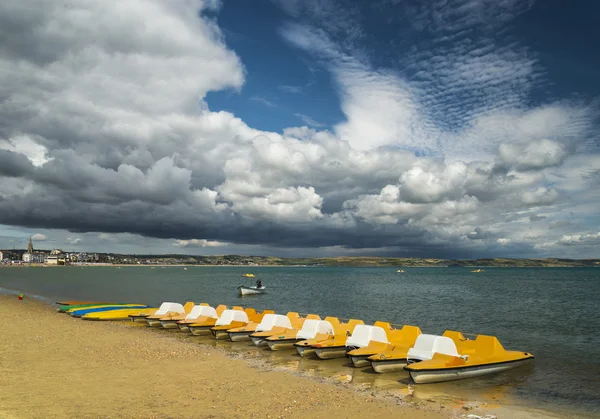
[256,279,262,289]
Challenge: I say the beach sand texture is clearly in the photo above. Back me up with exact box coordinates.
[0,296,449,419]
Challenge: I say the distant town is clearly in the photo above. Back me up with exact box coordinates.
[1,237,599,268]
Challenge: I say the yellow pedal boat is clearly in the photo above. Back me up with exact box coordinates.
[294,319,364,357]
[250,313,320,347]
[266,317,339,350]
[211,309,274,339]
[348,324,421,367]
[145,302,194,327]
[313,321,391,360]
[187,305,240,335]
[226,312,300,342]
[368,330,466,373]
[404,334,534,383]
[129,302,190,324]
[158,303,211,329]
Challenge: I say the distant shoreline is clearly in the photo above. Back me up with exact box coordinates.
[1,263,598,268]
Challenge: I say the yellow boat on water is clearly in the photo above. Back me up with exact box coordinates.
[347,324,422,367]
[242,273,255,278]
[404,334,534,383]
[294,319,364,357]
[249,313,320,347]
[265,317,339,350]
[211,309,274,339]
[368,330,465,373]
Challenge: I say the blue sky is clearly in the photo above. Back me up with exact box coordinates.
[0,0,599,257]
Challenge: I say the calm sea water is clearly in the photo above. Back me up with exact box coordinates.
[2,266,599,416]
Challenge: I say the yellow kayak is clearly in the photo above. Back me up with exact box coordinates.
[82,307,158,321]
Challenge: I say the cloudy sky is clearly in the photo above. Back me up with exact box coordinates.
[1,0,599,258]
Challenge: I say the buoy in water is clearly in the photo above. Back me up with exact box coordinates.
[18,294,24,300]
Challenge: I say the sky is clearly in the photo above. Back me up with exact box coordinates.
[1,0,599,258]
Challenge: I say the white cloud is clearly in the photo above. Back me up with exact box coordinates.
[0,0,599,258]
[66,237,82,245]
[557,232,600,246]
[31,233,47,241]
[173,239,227,248]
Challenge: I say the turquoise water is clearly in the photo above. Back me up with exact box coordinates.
[2,266,599,416]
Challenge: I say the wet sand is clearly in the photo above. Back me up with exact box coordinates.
[0,295,451,419]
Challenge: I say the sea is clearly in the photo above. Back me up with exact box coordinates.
[1,266,599,417]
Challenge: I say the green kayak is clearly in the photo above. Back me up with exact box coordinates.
[57,303,125,313]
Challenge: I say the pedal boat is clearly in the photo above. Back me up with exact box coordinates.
[313,322,390,360]
[145,302,195,327]
[159,303,210,329]
[266,317,338,350]
[250,313,320,347]
[404,334,534,383]
[294,319,364,357]
[187,305,240,335]
[203,309,251,338]
[128,302,188,324]
[177,304,227,333]
[210,309,274,339]
[368,330,465,373]
[348,324,421,368]
[68,304,149,318]
[226,312,290,342]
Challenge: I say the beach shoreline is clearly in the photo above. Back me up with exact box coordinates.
[1,293,590,419]
[1,294,449,419]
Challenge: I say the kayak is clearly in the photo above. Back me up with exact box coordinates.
[69,305,149,317]
[58,303,124,313]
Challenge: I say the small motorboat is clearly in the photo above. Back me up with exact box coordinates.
[404,334,534,383]
[471,269,485,273]
[396,269,405,273]
[237,285,266,296]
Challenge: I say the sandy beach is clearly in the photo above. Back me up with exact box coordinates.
[0,295,456,419]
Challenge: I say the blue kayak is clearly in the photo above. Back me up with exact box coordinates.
[70,305,149,317]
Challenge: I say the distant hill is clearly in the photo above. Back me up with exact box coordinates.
[109,254,600,267]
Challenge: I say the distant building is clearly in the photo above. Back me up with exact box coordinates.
[50,249,63,255]
[23,252,45,264]
[46,254,67,265]
[27,236,34,253]
[0,251,4,261]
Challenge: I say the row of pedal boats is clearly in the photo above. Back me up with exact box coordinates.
[57,300,535,384]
